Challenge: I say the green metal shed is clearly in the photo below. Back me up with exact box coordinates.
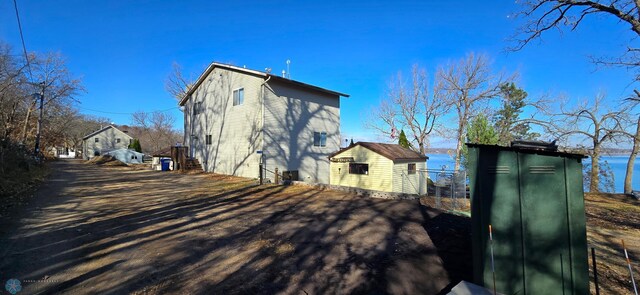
[467,142,589,295]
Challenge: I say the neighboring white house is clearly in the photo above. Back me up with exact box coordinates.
[179,62,349,184]
[104,148,144,164]
[329,142,428,194]
[82,125,133,160]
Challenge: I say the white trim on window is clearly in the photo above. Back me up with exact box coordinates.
[233,88,244,106]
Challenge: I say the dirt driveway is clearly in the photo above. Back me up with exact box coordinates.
[0,159,470,294]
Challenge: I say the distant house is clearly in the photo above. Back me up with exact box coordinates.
[328,142,428,194]
[104,148,144,164]
[179,62,349,184]
[48,146,77,159]
[82,125,133,160]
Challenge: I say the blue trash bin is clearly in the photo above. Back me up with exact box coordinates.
[160,158,170,171]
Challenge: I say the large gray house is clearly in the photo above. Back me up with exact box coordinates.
[179,62,348,184]
[82,125,133,160]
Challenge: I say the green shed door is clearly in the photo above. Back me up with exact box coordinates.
[471,149,525,294]
[519,153,572,294]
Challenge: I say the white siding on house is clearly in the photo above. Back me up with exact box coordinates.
[83,126,132,160]
[263,81,340,184]
[184,67,264,178]
[183,65,343,183]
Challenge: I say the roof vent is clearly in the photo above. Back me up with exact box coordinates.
[510,140,558,152]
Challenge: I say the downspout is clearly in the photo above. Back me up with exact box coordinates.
[260,76,271,154]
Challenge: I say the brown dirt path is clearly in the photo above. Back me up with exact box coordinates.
[0,159,468,294]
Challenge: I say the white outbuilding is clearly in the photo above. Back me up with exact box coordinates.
[104,148,145,164]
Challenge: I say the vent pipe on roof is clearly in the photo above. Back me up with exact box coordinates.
[286,59,291,79]
[282,70,286,78]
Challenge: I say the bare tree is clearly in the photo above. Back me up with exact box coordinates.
[165,62,194,101]
[0,43,29,141]
[365,65,448,155]
[532,95,628,192]
[19,52,83,144]
[512,1,640,193]
[130,111,181,153]
[512,1,640,87]
[618,100,639,193]
[438,53,507,171]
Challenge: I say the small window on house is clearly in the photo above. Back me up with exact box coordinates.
[95,138,99,143]
[349,163,369,175]
[193,102,203,115]
[206,135,212,145]
[313,132,327,147]
[116,138,121,143]
[233,88,244,106]
[408,163,416,174]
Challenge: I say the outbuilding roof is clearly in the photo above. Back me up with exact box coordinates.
[178,62,349,106]
[330,142,428,162]
[466,143,587,159]
[151,146,172,157]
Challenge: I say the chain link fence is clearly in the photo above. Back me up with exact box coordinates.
[418,168,468,211]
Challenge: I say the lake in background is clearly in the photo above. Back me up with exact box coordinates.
[427,153,639,193]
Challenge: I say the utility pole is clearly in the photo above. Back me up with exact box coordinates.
[33,82,44,157]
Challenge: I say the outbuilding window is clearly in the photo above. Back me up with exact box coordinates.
[313,132,327,147]
[116,138,121,143]
[349,163,369,175]
[206,135,212,145]
[95,138,99,143]
[408,163,416,174]
[233,88,244,106]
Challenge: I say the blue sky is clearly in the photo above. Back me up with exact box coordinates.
[1,0,637,148]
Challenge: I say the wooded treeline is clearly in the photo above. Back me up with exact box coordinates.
[0,42,181,198]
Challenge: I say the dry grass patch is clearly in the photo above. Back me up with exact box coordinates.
[585,192,640,295]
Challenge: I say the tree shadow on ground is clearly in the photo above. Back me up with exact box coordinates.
[0,160,473,294]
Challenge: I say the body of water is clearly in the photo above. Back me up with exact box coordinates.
[426,153,639,193]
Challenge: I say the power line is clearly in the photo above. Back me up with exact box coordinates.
[12,0,33,82]
[77,106,180,115]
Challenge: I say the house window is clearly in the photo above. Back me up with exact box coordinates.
[116,138,121,143]
[95,138,99,143]
[313,132,327,147]
[233,88,244,106]
[408,163,416,174]
[193,102,203,115]
[349,163,369,175]
[206,135,212,145]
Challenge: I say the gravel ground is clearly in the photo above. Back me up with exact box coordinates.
[0,159,470,294]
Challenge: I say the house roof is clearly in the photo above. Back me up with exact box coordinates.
[330,142,428,162]
[82,125,133,140]
[178,62,349,106]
